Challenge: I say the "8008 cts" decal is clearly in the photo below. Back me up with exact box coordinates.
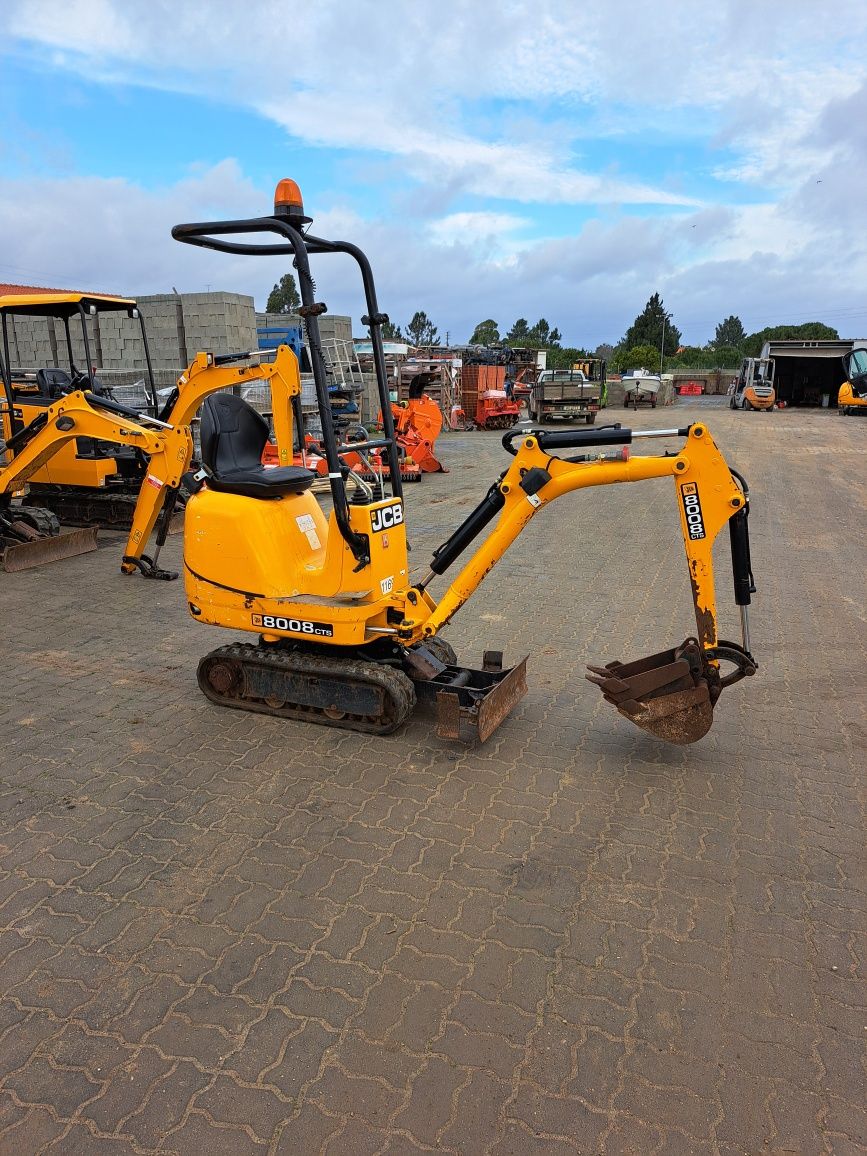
[680,482,706,540]
[252,614,334,637]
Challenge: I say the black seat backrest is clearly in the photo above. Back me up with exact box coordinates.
[36,368,72,398]
[200,393,270,477]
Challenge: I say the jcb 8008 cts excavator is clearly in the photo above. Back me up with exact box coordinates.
[170,180,758,746]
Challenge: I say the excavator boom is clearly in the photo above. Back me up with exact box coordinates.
[120,344,302,578]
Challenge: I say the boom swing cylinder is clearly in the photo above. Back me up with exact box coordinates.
[172,179,758,745]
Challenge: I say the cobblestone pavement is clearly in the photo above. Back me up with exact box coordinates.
[1,402,864,1154]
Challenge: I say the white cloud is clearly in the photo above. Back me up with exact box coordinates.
[3,1,867,346]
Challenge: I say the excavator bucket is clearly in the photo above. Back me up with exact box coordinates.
[1,525,99,572]
[586,638,718,745]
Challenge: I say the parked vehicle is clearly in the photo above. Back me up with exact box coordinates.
[527,369,600,424]
[622,370,661,408]
[730,358,776,411]
[838,345,867,415]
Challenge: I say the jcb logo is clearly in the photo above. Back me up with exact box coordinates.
[371,502,403,534]
[680,482,706,540]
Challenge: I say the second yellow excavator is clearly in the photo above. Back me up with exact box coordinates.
[167,179,759,746]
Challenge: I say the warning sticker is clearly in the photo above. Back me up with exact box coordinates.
[296,514,321,551]
[145,473,163,489]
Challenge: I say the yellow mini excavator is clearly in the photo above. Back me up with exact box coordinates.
[0,293,164,527]
[169,179,759,746]
[838,344,867,415]
[0,293,306,541]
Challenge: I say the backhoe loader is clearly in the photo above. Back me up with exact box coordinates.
[170,179,759,745]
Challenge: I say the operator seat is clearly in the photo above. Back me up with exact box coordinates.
[199,393,315,498]
[35,368,73,399]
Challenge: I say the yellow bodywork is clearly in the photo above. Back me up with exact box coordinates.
[838,381,867,412]
[183,422,743,662]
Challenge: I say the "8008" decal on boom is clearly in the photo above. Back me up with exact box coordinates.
[252,614,334,637]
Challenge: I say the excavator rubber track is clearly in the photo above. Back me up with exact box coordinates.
[26,486,185,532]
[197,642,417,734]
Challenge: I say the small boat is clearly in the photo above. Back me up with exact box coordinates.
[623,372,661,408]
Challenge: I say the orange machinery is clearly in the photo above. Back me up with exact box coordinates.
[461,364,521,429]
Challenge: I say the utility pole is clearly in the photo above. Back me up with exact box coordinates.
[660,316,666,374]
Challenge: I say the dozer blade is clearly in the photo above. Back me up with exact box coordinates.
[586,638,718,745]
[409,650,529,743]
[1,526,99,572]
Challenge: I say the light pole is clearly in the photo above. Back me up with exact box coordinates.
[660,316,666,374]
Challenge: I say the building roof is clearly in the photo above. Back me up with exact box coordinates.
[0,281,71,296]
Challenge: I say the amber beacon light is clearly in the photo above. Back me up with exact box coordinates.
[273,178,309,222]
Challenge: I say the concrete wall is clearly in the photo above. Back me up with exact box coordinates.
[7,292,259,373]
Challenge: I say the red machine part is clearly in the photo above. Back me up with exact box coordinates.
[474,390,521,430]
[389,396,446,473]
[263,393,445,480]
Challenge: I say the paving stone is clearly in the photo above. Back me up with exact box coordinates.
[1,403,863,1154]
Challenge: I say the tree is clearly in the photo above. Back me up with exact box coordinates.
[546,345,589,370]
[381,319,404,341]
[713,315,746,349]
[506,318,530,343]
[406,310,440,347]
[526,318,550,346]
[742,321,839,358]
[611,344,662,373]
[265,272,301,314]
[594,342,614,362]
[621,293,681,357]
[469,319,500,345]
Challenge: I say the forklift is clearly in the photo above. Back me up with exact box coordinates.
[170,179,759,745]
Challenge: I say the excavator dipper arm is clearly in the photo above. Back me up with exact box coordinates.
[414,422,757,744]
[1,392,176,496]
[1,391,191,574]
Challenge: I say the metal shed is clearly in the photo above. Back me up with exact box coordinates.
[760,339,858,407]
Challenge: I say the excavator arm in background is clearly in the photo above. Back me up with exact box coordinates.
[1,391,190,572]
[120,344,302,578]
